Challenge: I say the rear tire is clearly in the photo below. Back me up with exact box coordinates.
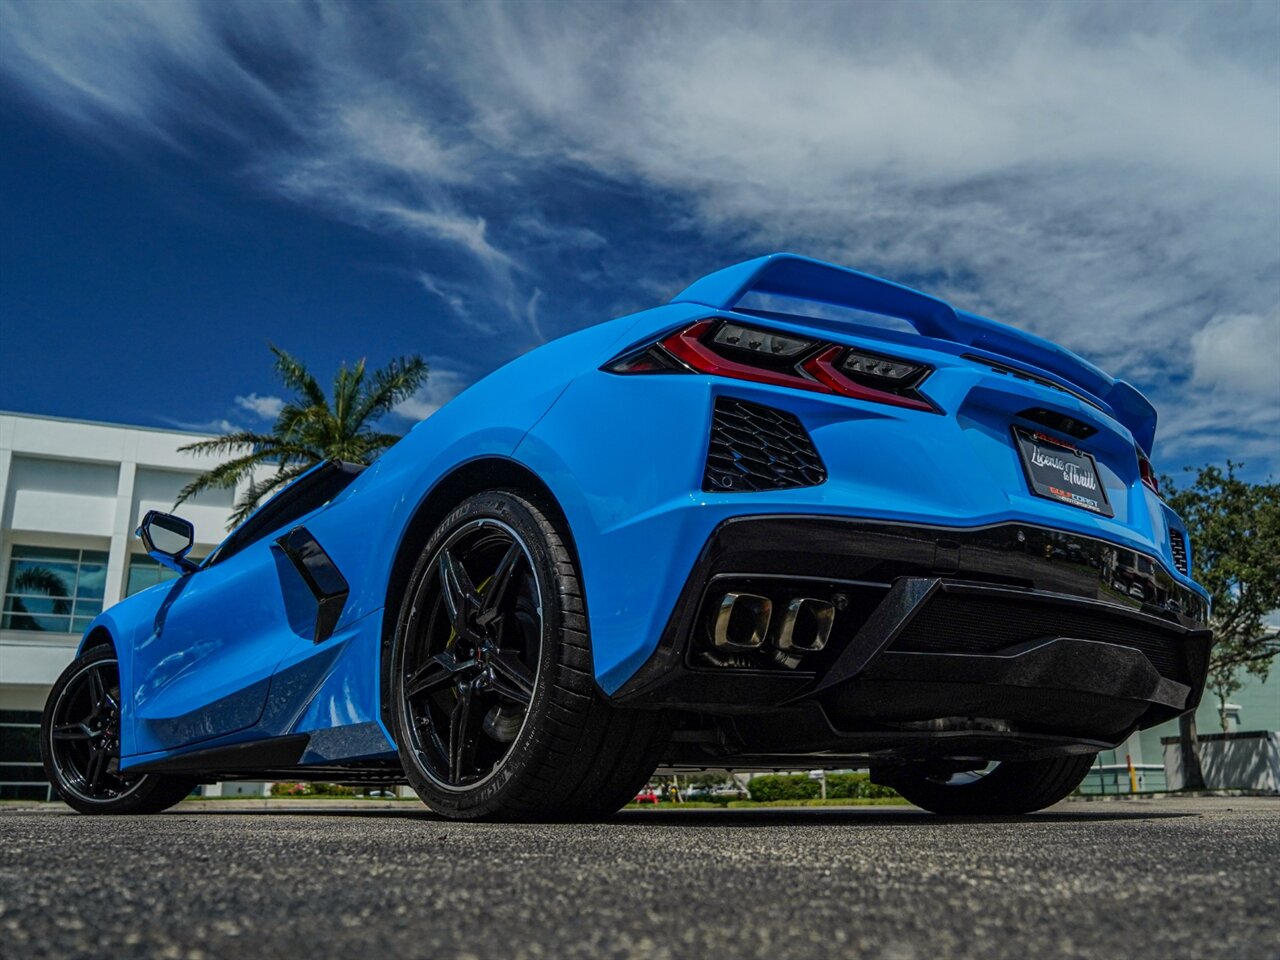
[41,646,198,815]
[390,489,671,821]
[888,754,1096,815]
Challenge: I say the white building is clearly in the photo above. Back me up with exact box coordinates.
[0,411,252,799]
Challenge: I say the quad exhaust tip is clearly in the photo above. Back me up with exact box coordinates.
[712,592,837,653]
[775,597,836,652]
[713,593,773,650]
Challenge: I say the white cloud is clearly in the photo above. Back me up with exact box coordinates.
[525,288,545,344]
[0,0,1276,472]
[371,203,515,271]
[234,392,285,419]
[163,416,242,435]
[1191,312,1280,397]
[392,366,469,421]
[416,271,469,319]
[441,2,1279,358]
[1154,390,1280,469]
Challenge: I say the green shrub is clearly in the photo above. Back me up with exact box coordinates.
[825,773,899,799]
[746,773,899,802]
[746,774,820,802]
[269,781,357,797]
[310,782,355,797]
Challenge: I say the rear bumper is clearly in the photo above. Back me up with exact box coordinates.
[616,516,1210,757]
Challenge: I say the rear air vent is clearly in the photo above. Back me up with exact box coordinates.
[1169,530,1189,576]
[704,398,826,493]
[966,355,1105,413]
[1017,407,1097,440]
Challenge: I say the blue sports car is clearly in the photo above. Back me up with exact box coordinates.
[40,254,1211,819]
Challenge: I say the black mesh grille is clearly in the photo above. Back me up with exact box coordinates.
[1169,530,1189,576]
[892,593,1189,685]
[704,398,826,493]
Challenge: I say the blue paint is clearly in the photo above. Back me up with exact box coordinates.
[77,255,1206,771]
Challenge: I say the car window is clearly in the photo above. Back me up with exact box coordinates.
[203,460,365,567]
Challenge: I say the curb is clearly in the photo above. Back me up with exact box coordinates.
[1070,789,1277,802]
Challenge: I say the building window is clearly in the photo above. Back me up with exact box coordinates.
[1,545,108,634]
[125,554,181,598]
[0,710,49,800]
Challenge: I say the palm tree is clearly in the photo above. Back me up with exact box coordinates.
[176,346,429,528]
[8,567,72,631]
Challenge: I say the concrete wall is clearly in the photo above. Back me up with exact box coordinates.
[0,411,257,702]
[1164,731,1280,793]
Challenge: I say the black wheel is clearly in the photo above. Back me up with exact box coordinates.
[887,754,1096,815]
[41,646,197,815]
[391,489,671,821]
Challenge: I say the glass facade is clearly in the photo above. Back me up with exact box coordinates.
[2,545,108,634]
[125,553,182,597]
[0,710,49,800]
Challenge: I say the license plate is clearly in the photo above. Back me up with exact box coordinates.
[1013,426,1113,517]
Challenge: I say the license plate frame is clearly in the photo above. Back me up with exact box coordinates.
[1012,426,1113,518]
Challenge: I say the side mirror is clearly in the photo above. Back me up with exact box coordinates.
[137,510,199,574]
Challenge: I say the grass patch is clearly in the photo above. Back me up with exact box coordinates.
[624,801,724,809]
[729,797,910,808]
[624,797,911,809]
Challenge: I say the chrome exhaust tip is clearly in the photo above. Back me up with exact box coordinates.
[712,593,773,650]
[775,597,836,652]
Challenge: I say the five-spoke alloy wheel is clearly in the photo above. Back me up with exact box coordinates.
[41,646,197,814]
[400,517,543,789]
[391,490,671,821]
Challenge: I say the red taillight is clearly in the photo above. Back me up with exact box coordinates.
[1138,450,1160,495]
[801,346,935,412]
[661,320,829,393]
[606,319,937,412]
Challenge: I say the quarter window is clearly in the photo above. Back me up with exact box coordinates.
[1,545,108,634]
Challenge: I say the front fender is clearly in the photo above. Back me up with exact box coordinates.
[76,582,171,758]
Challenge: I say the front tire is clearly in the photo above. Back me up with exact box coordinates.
[41,646,197,815]
[390,490,670,821]
[887,754,1096,815]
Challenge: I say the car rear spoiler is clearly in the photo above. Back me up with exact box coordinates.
[672,253,1158,452]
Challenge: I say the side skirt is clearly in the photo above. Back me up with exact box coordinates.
[127,735,407,784]
[128,734,311,775]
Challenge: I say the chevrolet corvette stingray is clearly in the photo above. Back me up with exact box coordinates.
[41,254,1210,820]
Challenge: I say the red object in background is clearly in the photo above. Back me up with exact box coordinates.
[633,788,659,805]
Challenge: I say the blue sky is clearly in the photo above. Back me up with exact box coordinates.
[0,0,1276,482]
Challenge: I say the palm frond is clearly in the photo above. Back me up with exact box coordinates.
[271,345,328,410]
[358,431,412,454]
[227,462,315,528]
[175,449,278,506]
[351,355,429,427]
[182,347,430,524]
[332,358,367,432]
[177,431,276,458]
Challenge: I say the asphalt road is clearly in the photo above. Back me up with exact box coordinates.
[1,797,1277,960]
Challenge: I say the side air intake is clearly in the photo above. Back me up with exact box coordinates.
[703,398,826,493]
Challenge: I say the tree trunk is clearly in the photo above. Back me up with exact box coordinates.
[1178,711,1207,791]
